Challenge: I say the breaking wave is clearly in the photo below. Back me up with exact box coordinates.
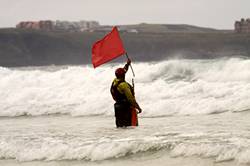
[1,130,250,164]
[1,57,250,117]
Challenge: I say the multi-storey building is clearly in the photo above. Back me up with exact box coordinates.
[235,18,250,33]
[16,20,100,32]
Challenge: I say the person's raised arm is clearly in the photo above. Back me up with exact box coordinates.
[123,58,131,73]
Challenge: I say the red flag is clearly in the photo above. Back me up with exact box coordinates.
[92,26,126,68]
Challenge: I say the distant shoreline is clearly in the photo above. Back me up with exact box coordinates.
[0,27,249,67]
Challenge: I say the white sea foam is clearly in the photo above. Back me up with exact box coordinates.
[0,107,250,164]
[1,58,250,117]
[0,128,250,164]
[171,143,250,163]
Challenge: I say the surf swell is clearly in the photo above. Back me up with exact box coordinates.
[1,58,250,117]
[0,131,250,164]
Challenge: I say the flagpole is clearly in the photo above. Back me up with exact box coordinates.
[125,53,135,77]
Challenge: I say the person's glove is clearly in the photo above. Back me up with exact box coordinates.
[137,108,142,114]
[127,58,131,65]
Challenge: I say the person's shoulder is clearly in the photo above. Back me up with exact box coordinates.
[118,81,130,89]
[112,78,120,85]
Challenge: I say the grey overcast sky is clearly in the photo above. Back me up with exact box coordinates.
[1,0,250,29]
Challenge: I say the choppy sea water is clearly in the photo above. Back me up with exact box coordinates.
[1,58,250,165]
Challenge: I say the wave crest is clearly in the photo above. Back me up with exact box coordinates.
[1,58,250,117]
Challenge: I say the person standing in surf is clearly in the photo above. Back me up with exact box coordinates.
[110,59,142,128]
[91,26,141,127]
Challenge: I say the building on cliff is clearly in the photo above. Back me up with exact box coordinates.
[16,20,53,31]
[234,18,250,33]
[16,20,100,32]
[53,20,99,32]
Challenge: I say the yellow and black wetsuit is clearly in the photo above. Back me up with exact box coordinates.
[111,78,137,127]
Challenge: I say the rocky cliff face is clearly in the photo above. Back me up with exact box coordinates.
[16,20,100,32]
